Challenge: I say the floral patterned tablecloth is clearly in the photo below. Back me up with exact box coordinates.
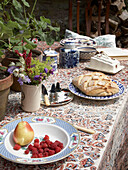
[0,43,128,170]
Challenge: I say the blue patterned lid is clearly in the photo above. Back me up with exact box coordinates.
[44,48,58,56]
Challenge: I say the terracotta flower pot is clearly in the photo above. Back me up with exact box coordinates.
[1,52,21,92]
[21,83,41,112]
[0,73,13,120]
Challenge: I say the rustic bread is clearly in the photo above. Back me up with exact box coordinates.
[72,72,119,96]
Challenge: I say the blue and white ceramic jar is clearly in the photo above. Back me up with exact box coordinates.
[43,48,58,73]
[59,46,79,69]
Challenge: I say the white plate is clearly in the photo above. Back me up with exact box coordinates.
[69,80,125,100]
[60,37,96,47]
[86,65,124,74]
[0,116,80,164]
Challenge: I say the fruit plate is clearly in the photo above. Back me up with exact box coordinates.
[60,37,96,47]
[0,116,80,165]
[69,80,125,100]
[41,89,74,106]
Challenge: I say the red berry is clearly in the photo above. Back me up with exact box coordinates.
[45,139,52,147]
[24,149,29,154]
[38,153,43,158]
[58,142,63,149]
[34,138,39,143]
[32,149,38,154]
[54,140,60,146]
[13,144,21,150]
[31,153,38,158]
[41,143,48,148]
[43,152,49,157]
[49,149,55,156]
[55,146,61,153]
[44,135,49,140]
[38,148,44,153]
[50,143,57,150]
[34,143,41,149]
[31,147,37,151]
[44,148,50,152]
[40,141,45,145]
[15,135,64,158]
[28,144,33,151]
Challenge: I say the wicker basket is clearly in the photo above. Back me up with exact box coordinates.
[78,47,96,60]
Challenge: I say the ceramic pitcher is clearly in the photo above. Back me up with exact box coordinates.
[21,83,41,112]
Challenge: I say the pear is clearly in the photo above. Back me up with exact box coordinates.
[13,121,34,146]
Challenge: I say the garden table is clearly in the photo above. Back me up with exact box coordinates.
[0,42,128,170]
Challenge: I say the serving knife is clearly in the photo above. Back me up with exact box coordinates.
[74,124,95,134]
[42,84,50,106]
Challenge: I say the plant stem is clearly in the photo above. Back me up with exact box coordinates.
[31,0,38,16]
[24,5,27,21]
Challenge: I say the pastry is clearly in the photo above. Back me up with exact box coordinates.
[88,51,120,73]
[72,72,119,96]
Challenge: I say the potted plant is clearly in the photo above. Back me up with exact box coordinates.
[0,0,60,57]
[7,49,54,112]
[0,0,60,91]
[0,65,13,120]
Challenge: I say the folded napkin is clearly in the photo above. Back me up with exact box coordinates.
[64,29,116,48]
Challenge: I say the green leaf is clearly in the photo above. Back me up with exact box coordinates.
[10,38,21,44]
[13,0,23,12]
[0,21,13,38]
[12,45,24,53]
[0,66,7,72]
[48,25,60,32]
[24,38,37,48]
[7,20,22,29]
[21,0,30,7]
[20,30,32,39]
[0,50,4,55]
[39,32,47,42]
[11,9,25,24]
[40,16,51,24]
[0,4,3,10]
[24,43,37,50]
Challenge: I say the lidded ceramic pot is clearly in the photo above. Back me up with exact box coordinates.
[43,48,58,73]
[59,42,79,69]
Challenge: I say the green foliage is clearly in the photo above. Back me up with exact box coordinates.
[27,57,52,85]
[0,0,60,58]
[0,65,7,71]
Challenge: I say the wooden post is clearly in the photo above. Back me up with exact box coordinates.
[85,0,92,36]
